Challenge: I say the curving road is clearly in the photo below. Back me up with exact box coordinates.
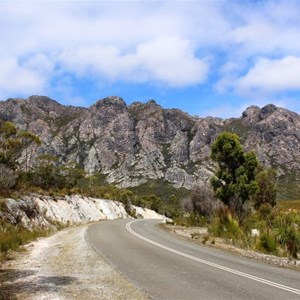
[86,219,300,300]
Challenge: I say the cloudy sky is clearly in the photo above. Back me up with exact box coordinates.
[1,0,300,117]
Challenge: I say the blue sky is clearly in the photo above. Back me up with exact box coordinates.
[1,0,300,118]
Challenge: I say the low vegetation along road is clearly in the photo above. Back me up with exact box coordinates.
[86,219,300,300]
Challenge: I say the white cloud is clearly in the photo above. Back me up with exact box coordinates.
[0,0,300,113]
[236,56,300,93]
[59,37,208,87]
[0,57,51,99]
[23,53,55,75]
[135,37,208,86]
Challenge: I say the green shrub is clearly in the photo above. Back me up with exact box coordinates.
[174,212,207,227]
[258,233,277,254]
[276,224,300,259]
[0,221,51,261]
[210,208,243,241]
[0,199,8,212]
[202,235,210,244]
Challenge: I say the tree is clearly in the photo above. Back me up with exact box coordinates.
[0,121,21,168]
[0,121,41,170]
[0,164,17,189]
[253,168,277,209]
[19,130,41,172]
[31,154,66,189]
[185,184,218,218]
[210,132,258,216]
[0,121,41,192]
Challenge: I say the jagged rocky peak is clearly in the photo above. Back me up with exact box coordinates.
[28,95,61,108]
[242,105,260,117]
[146,99,161,107]
[129,100,164,122]
[259,104,278,120]
[85,97,129,127]
[241,104,292,126]
[26,95,66,120]
[0,95,299,195]
[94,96,127,110]
[241,105,260,125]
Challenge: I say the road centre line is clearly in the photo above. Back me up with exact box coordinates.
[126,219,300,296]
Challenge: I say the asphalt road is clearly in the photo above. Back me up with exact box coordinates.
[86,219,300,300]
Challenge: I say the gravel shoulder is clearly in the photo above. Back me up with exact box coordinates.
[0,224,148,300]
[161,224,300,271]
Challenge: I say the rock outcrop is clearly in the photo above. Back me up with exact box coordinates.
[1,195,165,229]
[0,95,299,194]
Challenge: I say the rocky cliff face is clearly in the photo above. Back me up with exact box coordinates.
[0,95,299,195]
[1,195,165,230]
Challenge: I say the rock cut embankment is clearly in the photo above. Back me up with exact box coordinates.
[1,194,165,230]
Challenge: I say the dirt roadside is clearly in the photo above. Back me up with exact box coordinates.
[0,225,148,300]
[161,224,300,271]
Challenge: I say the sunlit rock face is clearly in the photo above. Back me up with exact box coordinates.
[1,195,165,229]
[0,96,299,189]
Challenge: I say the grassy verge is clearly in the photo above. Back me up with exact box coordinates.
[0,221,53,263]
[172,201,300,260]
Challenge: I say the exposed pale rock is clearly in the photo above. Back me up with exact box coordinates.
[0,96,299,193]
[0,195,165,229]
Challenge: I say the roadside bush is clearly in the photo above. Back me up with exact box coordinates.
[174,212,207,227]
[210,207,246,244]
[0,199,8,212]
[257,233,277,254]
[186,185,220,219]
[274,212,300,259]
[0,220,51,261]
[253,168,277,209]
[276,224,300,258]
[0,164,17,190]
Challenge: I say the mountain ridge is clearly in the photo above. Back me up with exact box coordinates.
[0,95,299,198]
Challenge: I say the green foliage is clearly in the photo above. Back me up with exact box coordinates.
[211,132,258,212]
[185,185,219,218]
[253,168,277,209]
[129,179,187,218]
[210,132,278,221]
[0,199,8,212]
[19,130,41,145]
[161,143,172,169]
[174,212,207,227]
[276,200,300,211]
[242,204,300,258]
[277,171,300,200]
[204,201,300,258]
[0,120,40,171]
[276,224,300,259]
[0,220,51,262]
[0,121,17,138]
[124,198,137,218]
[29,156,66,190]
[0,164,17,189]
[258,233,277,254]
[20,156,85,191]
[60,163,85,188]
[129,179,188,203]
[222,119,251,142]
[0,120,42,191]
[210,207,245,242]
[273,211,300,259]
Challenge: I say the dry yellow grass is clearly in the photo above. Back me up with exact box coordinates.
[276,200,300,211]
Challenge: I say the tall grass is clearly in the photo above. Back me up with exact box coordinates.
[0,220,51,262]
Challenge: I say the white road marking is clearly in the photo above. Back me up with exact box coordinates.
[126,219,300,296]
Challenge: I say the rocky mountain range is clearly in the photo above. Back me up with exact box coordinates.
[0,95,299,198]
